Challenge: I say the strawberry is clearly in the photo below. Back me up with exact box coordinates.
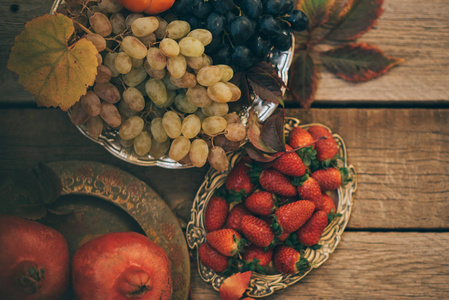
[225,203,251,232]
[273,245,310,275]
[311,167,342,191]
[272,145,306,177]
[242,245,273,267]
[198,242,229,273]
[320,193,336,215]
[296,176,323,211]
[244,191,275,216]
[206,229,246,257]
[289,126,315,149]
[259,168,297,197]
[205,196,229,232]
[225,157,254,200]
[296,211,329,246]
[277,232,290,242]
[307,126,338,162]
[273,200,315,235]
[240,215,275,248]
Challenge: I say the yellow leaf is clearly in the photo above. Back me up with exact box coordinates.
[7,14,99,111]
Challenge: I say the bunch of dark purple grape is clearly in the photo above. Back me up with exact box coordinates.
[167,0,309,71]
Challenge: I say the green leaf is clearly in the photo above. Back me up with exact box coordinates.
[320,43,405,82]
[288,50,318,110]
[297,0,336,30]
[326,0,384,41]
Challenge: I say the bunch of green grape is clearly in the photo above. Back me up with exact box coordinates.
[63,0,247,171]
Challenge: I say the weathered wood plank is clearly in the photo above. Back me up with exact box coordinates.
[0,0,448,105]
[0,108,448,229]
[190,232,449,299]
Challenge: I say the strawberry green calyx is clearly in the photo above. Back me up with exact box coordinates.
[327,208,343,223]
[291,174,309,187]
[296,257,311,275]
[234,234,250,256]
[271,215,284,237]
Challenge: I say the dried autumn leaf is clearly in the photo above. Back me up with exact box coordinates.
[244,144,278,163]
[7,13,99,111]
[320,43,405,82]
[247,64,284,105]
[297,0,336,30]
[260,109,285,153]
[326,0,384,41]
[219,271,252,300]
[246,110,277,154]
[288,50,318,110]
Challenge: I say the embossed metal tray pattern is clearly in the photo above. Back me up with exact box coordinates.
[186,118,357,298]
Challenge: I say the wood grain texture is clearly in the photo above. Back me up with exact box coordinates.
[290,0,449,103]
[190,232,449,299]
[1,108,448,229]
[0,0,449,105]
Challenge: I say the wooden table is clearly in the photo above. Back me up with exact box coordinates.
[1,0,449,299]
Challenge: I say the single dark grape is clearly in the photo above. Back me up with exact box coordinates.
[232,45,256,69]
[205,33,224,53]
[248,34,272,58]
[170,0,193,17]
[280,0,294,15]
[206,12,226,36]
[240,0,263,19]
[258,14,282,38]
[192,0,213,19]
[225,11,236,31]
[210,44,232,65]
[230,16,255,44]
[286,10,309,31]
[213,0,234,14]
[188,16,204,30]
[271,28,292,51]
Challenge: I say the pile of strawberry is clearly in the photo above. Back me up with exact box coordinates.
[198,125,350,276]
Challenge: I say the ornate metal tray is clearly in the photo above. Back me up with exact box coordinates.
[52,0,294,169]
[46,161,190,300]
[186,118,357,298]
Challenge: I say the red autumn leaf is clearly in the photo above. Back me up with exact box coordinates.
[320,43,405,82]
[219,271,252,300]
[297,0,336,30]
[247,62,285,105]
[244,144,278,163]
[288,50,318,110]
[246,110,277,154]
[260,109,285,153]
[326,0,384,41]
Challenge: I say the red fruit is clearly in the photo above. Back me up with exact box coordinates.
[242,245,273,267]
[297,211,329,246]
[277,232,290,242]
[205,196,229,232]
[259,168,297,197]
[198,242,229,273]
[289,126,315,149]
[273,200,315,234]
[219,271,252,300]
[273,246,309,275]
[240,215,275,248]
[307,126,338,162]
[311,168,342,191]
[272,145,306,177]
[320,193,336,215]
[297,177,323,211]
[244,191,275,216]
[72,231,172,300]
[118,0,175,14]
[225,203,251,232]
[0,215,70,300]
[206,229,244,257]
[225,157,254,195]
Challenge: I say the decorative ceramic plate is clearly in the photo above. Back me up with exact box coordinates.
[46,161,190,300]
[186,117,357,298]
[51,0,293,169]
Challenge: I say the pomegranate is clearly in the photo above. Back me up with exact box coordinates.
[0,215,70,300]
[72,231,172,300]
